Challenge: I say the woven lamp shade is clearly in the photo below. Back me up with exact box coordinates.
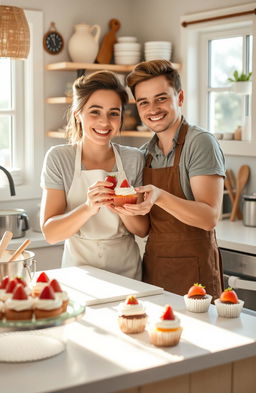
[0,5,30,59]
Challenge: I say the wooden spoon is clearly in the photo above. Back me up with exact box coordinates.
[8,239,31,262]
[230,165,250,221]
[0,231,13,258]
[225,169,242,219]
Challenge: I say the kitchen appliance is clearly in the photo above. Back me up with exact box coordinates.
[0,209,29,238]
[0,249,36,283]
[220,248,256,313]
[242,194,256,227]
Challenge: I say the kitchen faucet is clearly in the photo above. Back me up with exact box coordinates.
[0,166,16,196]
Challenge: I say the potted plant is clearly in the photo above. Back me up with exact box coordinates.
[228,70,252,95]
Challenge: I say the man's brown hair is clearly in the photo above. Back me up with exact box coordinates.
[126,60,182,97]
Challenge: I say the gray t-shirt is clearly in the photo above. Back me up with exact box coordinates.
[40,142,145,194]
[140,121,225,200]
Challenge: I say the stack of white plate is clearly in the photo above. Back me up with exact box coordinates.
[114,36,141,65]
[144,41,172,61]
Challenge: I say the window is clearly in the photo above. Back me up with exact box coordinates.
[200,29,253,135]
[0,10,44,201]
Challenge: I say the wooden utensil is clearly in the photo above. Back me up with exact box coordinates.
[0,231,13,258]
[96,18,121,64]
[225,169,242,219]
[8,239,31,262]
[230,165,250,221]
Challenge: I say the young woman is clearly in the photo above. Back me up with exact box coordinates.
[40,71,149,279]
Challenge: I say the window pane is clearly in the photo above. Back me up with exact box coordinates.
[0,59,12,110]
[248,35,253,72]
[209,92,243,133]
[209,37,243,87]
[0,115,12,167]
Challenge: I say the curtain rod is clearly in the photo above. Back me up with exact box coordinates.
[182,8,256,27]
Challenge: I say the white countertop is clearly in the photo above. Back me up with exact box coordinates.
[1,266,256,393]
[9,230,63,249]
[216,220,256,254]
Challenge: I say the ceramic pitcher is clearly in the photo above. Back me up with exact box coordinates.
[68,24,101,63]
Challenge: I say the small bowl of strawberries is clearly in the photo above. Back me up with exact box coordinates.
[214,288,244,318]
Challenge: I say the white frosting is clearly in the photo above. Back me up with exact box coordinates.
[155,316,180,330]
[0,300,4,312]
[33,282,48,293]
[0,289,6,301]
[2,292,14,302]
[119,301,145,316]
[114,186,136,196]
[5,297,34,311]
[34,297,62,310]
[55,291,69,302]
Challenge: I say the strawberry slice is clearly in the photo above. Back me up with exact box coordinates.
[39,285,55,300]
[6,279,18,293]
[187,283,206,298]
[120,179,130,188]
[161,305,175,320]
[49,279,63,293]
[15,277,27,287]
[126,295,138,305]
[220,288,238,304]
[36,272,49,283]
[12,284,28,300]
[0,276,9,289]
[105,175,117,190]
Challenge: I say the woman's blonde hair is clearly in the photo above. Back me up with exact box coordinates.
[126,59,182,97]
[66,70,128,144]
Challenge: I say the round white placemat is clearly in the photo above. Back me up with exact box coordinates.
[0,333,65,362]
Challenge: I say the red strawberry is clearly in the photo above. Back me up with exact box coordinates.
[15,277,27,287]
[161,305,175,320]
[105,175,117,190]
[39,285,55,300]
[220,288,239,304]
[187,283,206,298]
[120,179,130,188]
[49,279,62,293]
[36,272,49,283]
[12,284,28,300]
[0,276,9,289]
[6,279,18,293]
[126,295,138,305]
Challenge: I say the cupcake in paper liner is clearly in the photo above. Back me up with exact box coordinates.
[118,295,147,334]
[184,283,212,313]
[113,179,138,207]
[214,288,244,318]
[149,305,182,347]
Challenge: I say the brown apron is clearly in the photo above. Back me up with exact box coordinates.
[143,120,223,300]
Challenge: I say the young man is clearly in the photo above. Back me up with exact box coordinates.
[124,60,225,299]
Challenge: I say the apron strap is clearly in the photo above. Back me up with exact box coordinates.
[112,143,127,180]
[145,153,154,168]
[74,142,82,175]
[173,120,189,166]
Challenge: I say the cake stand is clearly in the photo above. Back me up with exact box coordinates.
[0,300,85,362]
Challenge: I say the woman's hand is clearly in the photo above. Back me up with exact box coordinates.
[85,180,115,215]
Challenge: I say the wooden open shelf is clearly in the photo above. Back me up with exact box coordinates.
[46,61,181,72]
[47,130,153,139]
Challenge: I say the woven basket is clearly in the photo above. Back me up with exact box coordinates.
[0,5,30,59]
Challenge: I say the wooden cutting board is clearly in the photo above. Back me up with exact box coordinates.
[96,19,121,64]
[44,266,163,305]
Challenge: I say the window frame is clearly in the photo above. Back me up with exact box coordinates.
[180,2,256,157]
[0,10,44,201]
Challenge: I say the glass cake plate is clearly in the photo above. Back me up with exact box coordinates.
[0,300,85,331]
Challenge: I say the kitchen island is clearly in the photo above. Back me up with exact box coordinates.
[1,266,256,393]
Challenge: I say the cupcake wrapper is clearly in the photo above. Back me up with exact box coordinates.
[113,195,138,206]
[118,315,147,334]
[149,327,182,347]
[184,294,212,313]
[214,299,244,318]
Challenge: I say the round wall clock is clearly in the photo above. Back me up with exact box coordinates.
[43,22,64,55]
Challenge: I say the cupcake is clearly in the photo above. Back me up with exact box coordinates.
[113,179,138,207]
[214,288,244,318]
[118,295,147,334]
[2,278,18,301]
[149,305,182,347]
[5,284,34,321]
[184,283,212,313]
[0,276,9,301]
[34,285,62,320]
[49,279,69,312]
[0,300,4,319]
[32,271,50,297]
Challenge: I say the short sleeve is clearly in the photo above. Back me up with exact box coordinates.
[133,151,145,187]
[40,147,65,190]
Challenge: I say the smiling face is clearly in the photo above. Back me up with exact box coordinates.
[134,75,184,135]
[77,89,122,146]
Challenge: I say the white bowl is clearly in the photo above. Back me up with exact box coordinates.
[145,49,171,55]
[114,57,140,65]
[145,41,171,47]
[114,43,141,50]
[117,36,137,43]
[145,54,171,61]
[114,50,141,56]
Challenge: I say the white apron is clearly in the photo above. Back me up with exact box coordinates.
[62,142,141,280]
